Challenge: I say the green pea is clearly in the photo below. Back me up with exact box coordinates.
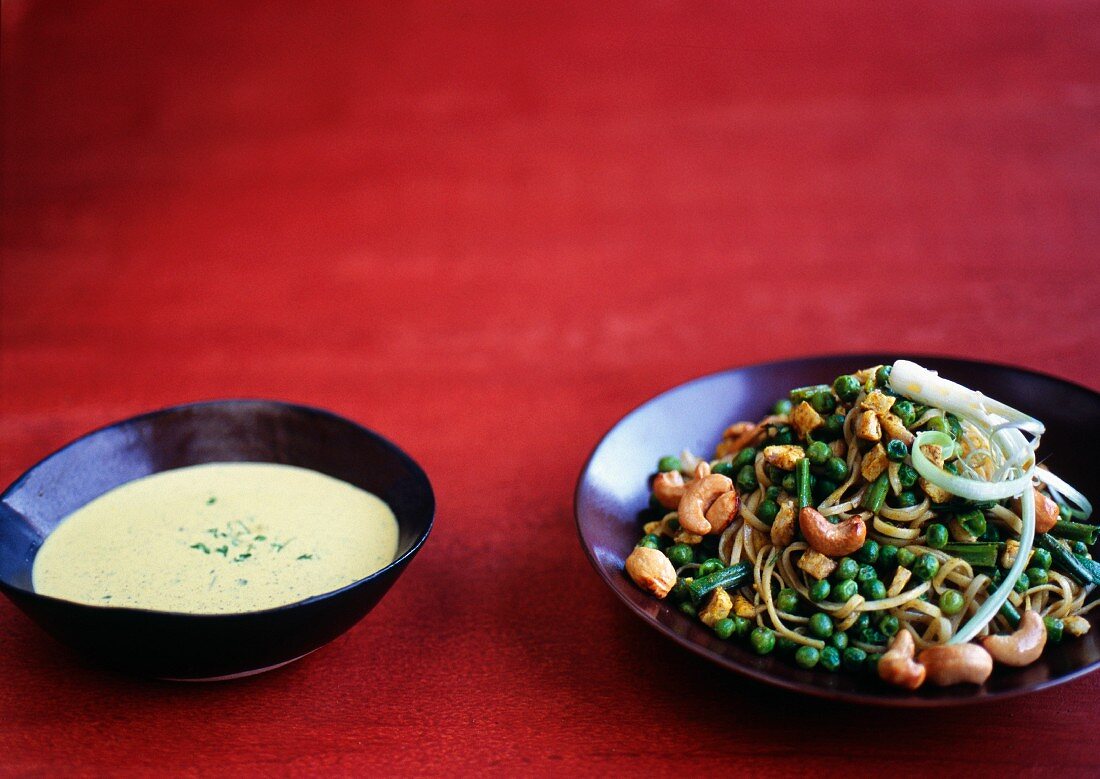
[765,485,781,501]
[666,544,694,568]
[892,400,917,427]
[896,546,916,569]
[875,365,892,387]
[756,498,780,525]
[832,579,858,601]
[713,618,735,640]
[926,523,949,549]
[819,414,846,441]
[638,534,661,550]
[834,557,859,581]
[1014,573,1030,593]
[750,627,776,654]
[776,588,800,613]
[1031,548,1053,570]
[878,614,900,637]
[850,614,871,633]
[824,456,849,482]
[842,646,868,671]
[679,602,697,618]
[770,426,794,445]
[813,478,839,502]
[736,465,758,492]
[809,579,831,602]
[833,374,861,402]
[856,564,878,585]
[773,398,793,416]
[657,455,681,473]
[776,636,797,655]
[857,540,880,565]
[913,553,940,582]
[732,447,757,470]
[939,589,964,616]
[810,391,837,415]
[711,461,736,477]
[1072,541,1090,556]
[924,415,950,435]
[808,612,834,638]
[764,464,785,484]
[781,473,798,493]
[861,579,886,601]
[1025,567,1049,586]
[794,645,820,669]
[668,579,691,603]
[878,543,899,571]
[1044,616,1064,643]
[898,463,918,488]
[885,439,909,462]
[819,646,841,672]
[958,509,986,539]
[895,490,919,508]
[829,631,849,650]
[731,616,753,638]
[698,558,724,577]
[806,440,831,465]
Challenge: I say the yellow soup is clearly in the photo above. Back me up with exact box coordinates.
[32,462,400,614]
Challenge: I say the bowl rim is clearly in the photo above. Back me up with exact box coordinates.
[0,397,435,619]
[574,352,1100,706]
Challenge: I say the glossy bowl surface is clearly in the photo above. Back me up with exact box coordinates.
[0,400,434,680]
[575,354,1100,705]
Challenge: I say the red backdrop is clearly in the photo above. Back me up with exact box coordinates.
[2,1,1099,775]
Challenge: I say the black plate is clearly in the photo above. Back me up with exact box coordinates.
[0,400,434,680]
[575,354,1100,705]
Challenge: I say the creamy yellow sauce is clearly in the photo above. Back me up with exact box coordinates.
[32,462,399,614]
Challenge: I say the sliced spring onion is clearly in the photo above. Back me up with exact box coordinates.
[1036,467,1094,521]
[909,431,1031,502]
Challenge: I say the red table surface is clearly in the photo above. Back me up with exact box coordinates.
[2,1,1099,775]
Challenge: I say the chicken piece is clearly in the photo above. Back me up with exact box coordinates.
[879,412,915,445]
[770,499,797,548]
[861,443,889,482]
[1001,539,1021,569]
[789,401,825,439]
[856,410,882,442]
[763,445,805,471]
[732,593,757,619]
[887,565,912,597]
[860,389,896,415]
[797,550,837,580]
[699,586,733,627]
[1065,616,1091,637]
[918,443,952,504]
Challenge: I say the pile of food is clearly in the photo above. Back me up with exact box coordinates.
[624,360,1096,688]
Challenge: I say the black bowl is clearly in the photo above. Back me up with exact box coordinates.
[0,400,434,680]
[575,354,1100,705]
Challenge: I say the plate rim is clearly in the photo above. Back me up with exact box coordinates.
[574,352,1100,706]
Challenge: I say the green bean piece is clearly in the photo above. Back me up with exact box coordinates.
[756,498,780,525]
[809,579,831,602]
[896,546,916,569]
[832,579,858,601]
[808,612,834,639]
[668,578,691,603]
[773,398,793,416]
[913,553,940,582]
[790,384,833,404]
[736,464,758,492]
[1031,548,1053,570]
[698,558,724,577]
[1036,533,1095,586]
[833,374,861,402]
[926,523,949,549]
[1025,567,1048,586]
[842,646,868,671]
[1044,616,1064,643]
[892,400,917,428]
[834,557,859,581]
[1073,553,1100,584]
[939,589,964,616]
[946,413,963,439]
[824,456,849,482]
[666,544,694,568]
[658,455,682,473]
[776,588,800,613]
[957,509,987,539]
[806,440,831,466]
[861,473,890,513]
[731,616,753,638]
[796,458,813,509]
[1049,521,1099,545]
[1000,600,1021,629]
[794,645,821,669]
[1014,573,1030,593]
[713,618,736,640]
[979,523,1001,542]
[941,542,1002,568]
[886,439,909,462]
[829,631,849,650]
[857,540,880,565]
[687,561,753,605]
[878,614,900,637]
[898,463,919,489]
[819,646,841,672]
[750,627,776,655]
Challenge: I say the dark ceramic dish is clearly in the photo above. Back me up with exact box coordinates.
[576,354,1100,705]
[0,400,434,680]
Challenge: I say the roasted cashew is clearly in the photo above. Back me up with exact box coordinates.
[878,630,926,690]
[652,470,685,510]
[918,643,993,686]
[1013,488,1060,533]
[624,546,677,598]
[704,489,741,535]
[677,474,734,535]
[798,506,866,557]
[981,610,1046,667]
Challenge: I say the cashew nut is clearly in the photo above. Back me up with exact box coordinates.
[878,630,926,690]
[1013,488,1060,533]
[918,643,993,686]
[798,506,866,557]
[624,546,677,598]
[981,610,1046,667]
[677,473,734,535]
[652,470,685,510]
[704,489,741,535]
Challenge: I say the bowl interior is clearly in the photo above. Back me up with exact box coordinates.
[0,399,434,601]
[576,354,1100,705]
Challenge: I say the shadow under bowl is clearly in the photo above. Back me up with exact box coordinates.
[0,400,434,680]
